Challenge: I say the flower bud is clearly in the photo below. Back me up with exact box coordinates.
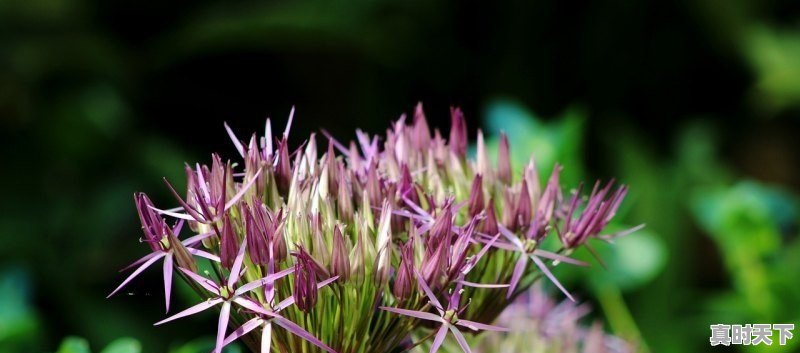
[498,132,512,184]
[374,201,393,285]
[467,175,484,217]
[337,167,354,224]
[517,179,532,228]
[275,139,292,197]
[393,241,415,301]
[245,205,271,266]
[481,198,499,236]
[449,107,467,158]
[220,214,239,269]
[412,103,431,150]
[134,193,166,252]
[329,226,350,282]
[168,229,198,273]
[293,248,318,313]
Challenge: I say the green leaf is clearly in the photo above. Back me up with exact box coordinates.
[0,267,39,347]
[100,338,141,353]
[170,338,241,353]
[55,337,91,353]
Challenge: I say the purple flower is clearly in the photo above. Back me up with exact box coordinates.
[154,239,292,353]
[292,248,321,313]
[108,193,219,313]
[381,271,509,353]
[558,180,628,249]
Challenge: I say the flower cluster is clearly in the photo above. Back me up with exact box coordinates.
[472,284,634,353]
[109,104,637,353]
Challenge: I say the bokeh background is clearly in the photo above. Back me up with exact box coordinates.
[1,0,799,352]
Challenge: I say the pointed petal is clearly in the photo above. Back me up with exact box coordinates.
[413,269,443,313]
[283,106,295,138]
[498,225,526,251]
[261,322,272,353]
[163,178,206,222]
[178,267,220,294]
[380,306,441,322]
[154,298,222,325]
[463,232,501,274]
[223,317,263,346]
[186,247,221,263]
[163,254,174,313]
[235,278,267,297]
[225,167,263,211]
[321,129,351,157]
[529,253,575,301]
[224,122,245,157]
[449,326,472,353]
[264,118,273,156]
[507,256,528,298]
[214,302,232,353]
[108,252,165,298]
[456,319,510,332]
[275,275,338,312]
[429,325,449,353]
[228,239,248,287]
[233,297,277,317]
[273,316,336,353]
[149,205,196,221]
[181,232,214,246]
[599,223,646,241]
[458,280,509,289]
[402,197,434,220]
[532,249,588,266]
[119,251,160,272]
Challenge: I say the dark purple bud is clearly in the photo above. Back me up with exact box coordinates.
[245,205,271,266]
[502,189,517,230]
[399,164,420,206]
[481,198,499,236]
[293,248,319,313]
[393,241,415,301]
[517,179,532,228]
[428,205,453,248]
[337,166,354,223]
[134,193,165,251]
[220,214,239,269]
[498,133,512,184]
[326,139,339,192]
[365,161,382,207]
[330,226,350,282]
[271,210,288,263]
[420,239,448,288]
[468,175,485,217]
[449,107,468,158]
[275,139,292,196]
[168,228,198,273]
[413,103,431,150]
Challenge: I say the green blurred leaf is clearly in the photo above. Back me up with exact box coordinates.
[604,229,667,291]
[100,338,141,353]
[55,337,91,353]
[170,338,241,353]
[0,267,38,349]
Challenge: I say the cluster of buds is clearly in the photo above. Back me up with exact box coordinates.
[109,104,638,353]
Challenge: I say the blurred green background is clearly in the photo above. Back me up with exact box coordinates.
[1,0,799,352]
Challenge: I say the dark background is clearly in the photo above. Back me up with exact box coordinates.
[1,0,799,352]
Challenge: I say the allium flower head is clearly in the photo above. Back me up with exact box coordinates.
[109,104,640,353]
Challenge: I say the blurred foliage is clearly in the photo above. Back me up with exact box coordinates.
[52,336,242,353]
[1,0,799,352]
